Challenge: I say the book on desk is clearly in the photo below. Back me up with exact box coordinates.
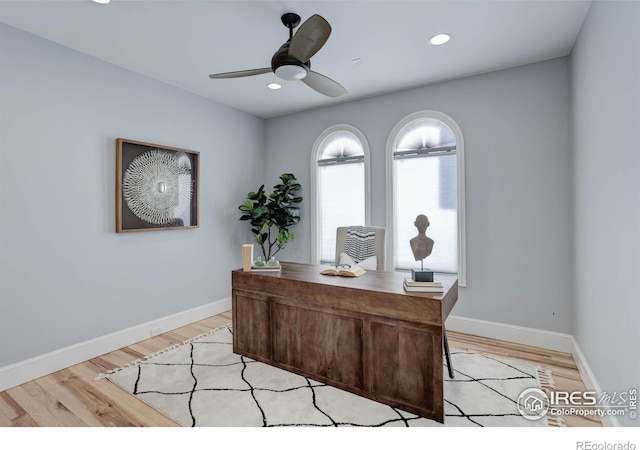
[403,277,444,292]
[320,265,366,278]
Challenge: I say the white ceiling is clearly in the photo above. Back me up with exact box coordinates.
[0,0,592,118]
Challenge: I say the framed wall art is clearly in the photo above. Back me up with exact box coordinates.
[116,138,199,233]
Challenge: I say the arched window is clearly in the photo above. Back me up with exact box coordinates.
[311,125,370,264]
[386,111,466,284]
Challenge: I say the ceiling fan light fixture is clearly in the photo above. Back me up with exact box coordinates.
[275,64,308,81]
[429,33,451,46]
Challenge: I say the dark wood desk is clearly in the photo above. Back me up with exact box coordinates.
[231,262,458,423]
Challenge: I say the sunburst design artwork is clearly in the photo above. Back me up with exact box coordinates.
[123,150,192,225]
[116,139,199,232]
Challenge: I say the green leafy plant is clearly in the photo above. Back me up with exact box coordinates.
[238,173,303,260]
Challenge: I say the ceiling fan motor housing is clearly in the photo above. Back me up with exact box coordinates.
[271,42,310,80]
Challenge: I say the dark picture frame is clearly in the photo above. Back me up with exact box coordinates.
[116,138,199,233]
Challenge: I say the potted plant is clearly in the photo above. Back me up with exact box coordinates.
[238,173,302,261]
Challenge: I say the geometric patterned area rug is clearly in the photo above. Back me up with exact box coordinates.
[97,324,558,427]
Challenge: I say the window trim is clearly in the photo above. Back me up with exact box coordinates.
[311,124,371,264]
[385,110,467,286]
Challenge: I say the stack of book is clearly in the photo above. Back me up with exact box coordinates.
[403,277,443,293]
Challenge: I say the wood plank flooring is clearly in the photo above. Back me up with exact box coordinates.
[0,309,600,427]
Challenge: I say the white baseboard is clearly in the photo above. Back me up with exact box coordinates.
[0,298,231,392]
[570,337,620,427]
[446,315,574,353]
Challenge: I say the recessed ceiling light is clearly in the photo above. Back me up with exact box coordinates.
[429,33,451,46]
[267,82,282,90]
[92,0,111,4]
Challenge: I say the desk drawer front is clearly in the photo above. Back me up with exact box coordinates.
[368,322,442,416]
[273,304,364,389]
[233,292,272,359]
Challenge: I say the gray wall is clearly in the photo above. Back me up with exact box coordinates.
[571,1,640,427]
[0,24,264,367]
[265,58,573,334]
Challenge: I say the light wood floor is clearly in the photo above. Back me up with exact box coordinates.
[0,309,601,427]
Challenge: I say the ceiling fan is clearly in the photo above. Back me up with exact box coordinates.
[209,13,347,98]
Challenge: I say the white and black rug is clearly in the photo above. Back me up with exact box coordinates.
[98,324,556,427]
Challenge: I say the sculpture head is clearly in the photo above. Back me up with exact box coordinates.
[414,214,429,233]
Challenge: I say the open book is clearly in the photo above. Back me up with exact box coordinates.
[320,265,366,278]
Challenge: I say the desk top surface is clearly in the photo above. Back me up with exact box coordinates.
[233,261,459,324]
[233,261,458,300]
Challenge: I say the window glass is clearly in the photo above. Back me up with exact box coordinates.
[389,112,464,280]
[394,154,457,272]
[313,127,368,264]
[318,162,365,261]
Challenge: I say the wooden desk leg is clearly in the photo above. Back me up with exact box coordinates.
[443,325,454,379]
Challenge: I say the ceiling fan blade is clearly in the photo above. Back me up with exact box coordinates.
[302,71,347,97]
[288,14,331,62]
[209,67,271,79]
